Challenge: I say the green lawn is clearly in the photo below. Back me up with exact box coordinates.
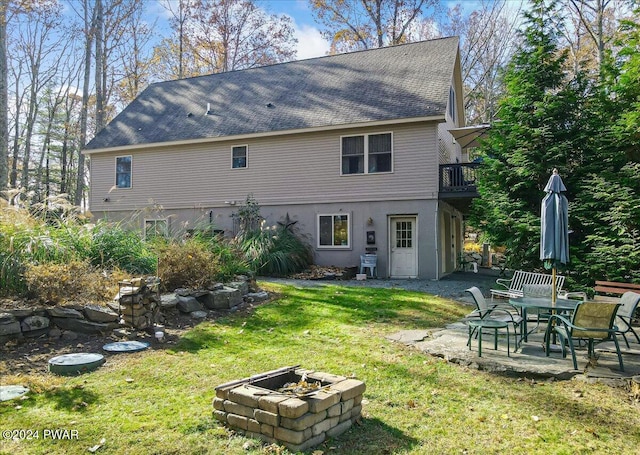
[1,282,639,454]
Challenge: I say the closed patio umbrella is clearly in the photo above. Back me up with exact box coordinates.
[540,169,569,305]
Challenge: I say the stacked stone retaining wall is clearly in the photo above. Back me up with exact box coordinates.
[0,275,270,344]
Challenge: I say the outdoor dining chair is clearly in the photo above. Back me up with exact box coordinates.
[465,287,523,349]
[545,301,624,371]
[615,291,640,348]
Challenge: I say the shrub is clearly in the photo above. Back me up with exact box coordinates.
[206,239,250,282]
[0,197,91,296]
[88,223,157,275]
[232,197,313,276]
[155,238,221,291]
[463,240,482,253]
[238,225,313,276]
[24,260,128,304]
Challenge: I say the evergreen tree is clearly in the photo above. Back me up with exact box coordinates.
[571,10,640,284]
[469,0,588,273]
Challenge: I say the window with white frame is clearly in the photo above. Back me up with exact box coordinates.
[116,155,132,188]
[341,133,392,175]
[232,145,248,168]
[144,219,168,239]
[317,214,350,248]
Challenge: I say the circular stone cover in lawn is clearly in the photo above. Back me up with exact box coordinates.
[48,353,105,376]
[0,385,30,401]
[102,341,150,353]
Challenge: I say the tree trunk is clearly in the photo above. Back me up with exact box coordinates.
[0,2,8,191]
[20,84,38,192]
[75,0,95,206]
[95,0,104,131]
[10,78,20,188]
[34,110,54,202]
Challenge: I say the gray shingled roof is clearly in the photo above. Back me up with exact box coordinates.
[85,37,459,151]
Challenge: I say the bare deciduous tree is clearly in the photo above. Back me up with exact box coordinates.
[559,0,631,79]
[113,5,155,105]
[0,1,8,191]
[414,1,520,124]
[153,0,296,78]
[162,0,190,79]
[310,0,438,52]
[9,1,65,193]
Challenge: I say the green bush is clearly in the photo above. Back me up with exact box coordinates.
[204,238,250,282]
[88,223,157,275]
[238,225,313,276]
[0,194,309,299]
[0,250,27,296]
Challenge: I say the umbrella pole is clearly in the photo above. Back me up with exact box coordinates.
[551,267,558,346]
[552,267,557,306]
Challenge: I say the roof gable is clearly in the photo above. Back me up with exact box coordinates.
[85,37,460,151]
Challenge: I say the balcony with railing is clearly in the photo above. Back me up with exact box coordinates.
[439,162,481,212]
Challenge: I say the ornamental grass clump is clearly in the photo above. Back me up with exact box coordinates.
[88,222,157,275]
[238,225,313,276]
[233,195,313,276]
[0,196,92,296]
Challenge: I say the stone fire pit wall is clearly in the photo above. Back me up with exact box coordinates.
[213,367,366,452]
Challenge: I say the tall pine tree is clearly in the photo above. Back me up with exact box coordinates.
[469,0,588,274]
[570,10,640,284]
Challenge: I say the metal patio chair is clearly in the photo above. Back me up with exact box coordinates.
[465,287,523,350]
[545,301,624,371]
[615,291,640,348]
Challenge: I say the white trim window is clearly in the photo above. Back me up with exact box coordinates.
[317,214,350,248]
[144,219,168,239]
[341,132,392,175]
[115,155,132,188]
[232,145,248,169]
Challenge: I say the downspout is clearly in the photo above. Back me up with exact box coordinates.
[434,203,439,280]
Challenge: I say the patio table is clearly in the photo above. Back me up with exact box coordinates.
[509,297,579,343]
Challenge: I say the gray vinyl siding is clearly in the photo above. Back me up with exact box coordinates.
[91,198,440,279]
[89,121,439,213]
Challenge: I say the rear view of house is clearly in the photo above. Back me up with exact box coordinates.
[83,37,482,279]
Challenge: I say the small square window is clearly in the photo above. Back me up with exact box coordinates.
[232,145,248,169]
[116,156,132,188]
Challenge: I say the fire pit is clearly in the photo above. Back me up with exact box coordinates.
[213,365,365,452]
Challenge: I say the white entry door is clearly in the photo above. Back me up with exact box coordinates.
[390,217,418,278]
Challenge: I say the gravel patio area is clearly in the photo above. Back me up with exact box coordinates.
[262,268,501,305]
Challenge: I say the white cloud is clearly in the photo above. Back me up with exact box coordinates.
[294,23,331,60]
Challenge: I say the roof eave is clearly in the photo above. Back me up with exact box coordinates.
[82,114,446,154]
